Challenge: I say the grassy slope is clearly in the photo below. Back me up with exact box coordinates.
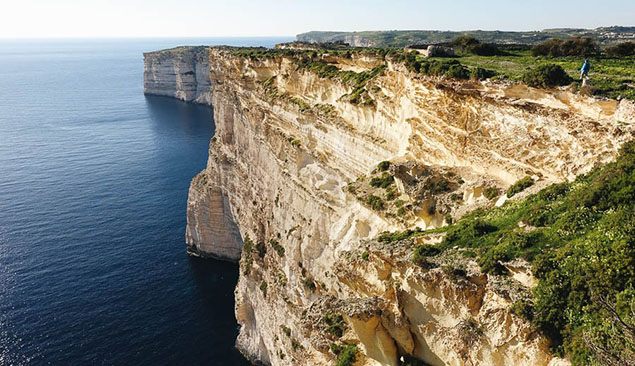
[448,50,635,99]
[400,141,634,365]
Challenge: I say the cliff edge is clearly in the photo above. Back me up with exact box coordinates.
[144,46,634,366]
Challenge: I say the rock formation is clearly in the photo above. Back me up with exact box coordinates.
[143,46,212,104]
[144,46,634,366]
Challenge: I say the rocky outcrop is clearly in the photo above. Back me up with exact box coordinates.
[144,47,634,366]
[143,46,212,104]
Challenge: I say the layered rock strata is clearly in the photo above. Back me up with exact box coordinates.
[144,46,634,366]
[143,46,212,104]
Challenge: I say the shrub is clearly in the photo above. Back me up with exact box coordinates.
[259,281,268,297]
[452,36,480,50]
[445,64,470,79]
[424,177,452,194]
[422,140,635,363]
[256,241,267,258]
[522,65,572,89]
[444,218,498,247]
[323,313,346,338]
[361,251,369,261]
[303,279,317,291]
[370,172,394,188]
[506,176,534,197]
[270,239,285,257]
[379,228,421,243]
[242,235,254,275]
[531,37,599,57]
[483,186,501,200]
[413,244,441,265]
[604,41,635,57]
[366,195,385,210]
[377,161,391,171]
[336,344,358,366]
[510,300,535,321]
[468,43,502,56]
[471,67,497,80]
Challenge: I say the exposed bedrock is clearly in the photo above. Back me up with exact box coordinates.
[143,46,212,104]
[144,46,634,366]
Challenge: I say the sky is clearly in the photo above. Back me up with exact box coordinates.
[0,0,633,38]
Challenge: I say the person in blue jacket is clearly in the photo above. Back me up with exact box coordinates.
[580,57,591,83]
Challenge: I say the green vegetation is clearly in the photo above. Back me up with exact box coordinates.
[361,251,369,261]
[369,172,394,188]
[605,41,635,57]
[242,235,254,275]
[259,281,268,297]
[281,325,291,337]
[270,239,285,257]
[398,52,476,80]
[297,59,386,106]
[331,344,358,366]
[483,186,502,200]
[377,161,391,171]
[522,64,572,88]
[256,241,266,259]
[413,244,441,265]
[323,313,346,338]
[506,176,534,197]
[403,140,634,364]
[298,27,635,48]
[303,279,317,291]
[452,36,503,56]
[366,195,385,210]
[531,37,599,57]
[447,49,634,99]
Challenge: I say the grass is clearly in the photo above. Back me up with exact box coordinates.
[404,140,634,364]
[440,50,635,99]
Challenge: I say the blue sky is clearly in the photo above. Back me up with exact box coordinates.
[1,0,633,38]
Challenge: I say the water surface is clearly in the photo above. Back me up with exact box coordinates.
[0,37,291,365]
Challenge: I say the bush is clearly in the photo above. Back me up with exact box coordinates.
[445,64,470,79]
[259,281,267,297]
[378,228,420,243]
[256,241,267,258]
[377,161,391,171]
[483,186,501,200]
[604,41,635,57]
[531,37,599,57]
[323,313,346,338]
[507,176,534,197]
[522,65,572,89]
[366,195,385,210]
[471,67,497,80]
[336,344,358,366]
[423,140,635,363]
[467,43,502,56]
[413,244,440,264]
[370,172,394,188]
[452,36,480,50]
[270,240,285,257]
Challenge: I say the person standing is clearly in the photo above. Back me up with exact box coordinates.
[580,57,591,86]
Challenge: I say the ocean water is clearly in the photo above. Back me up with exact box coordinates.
[0,37,291,365]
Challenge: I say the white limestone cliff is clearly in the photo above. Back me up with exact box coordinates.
[144,46,634,366]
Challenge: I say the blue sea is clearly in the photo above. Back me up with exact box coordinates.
[0,37,291,365]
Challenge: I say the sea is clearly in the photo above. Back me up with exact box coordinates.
[0,37,292,366]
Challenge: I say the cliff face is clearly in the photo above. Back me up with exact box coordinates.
[143,46,212,104]
[144,47,633,366]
